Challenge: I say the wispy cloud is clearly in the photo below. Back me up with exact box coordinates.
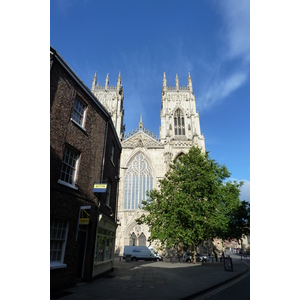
[197,0,249,112]
[217,0,250,61]
[199,71,248,111]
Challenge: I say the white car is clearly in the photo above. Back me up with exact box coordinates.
[183,252,208,262]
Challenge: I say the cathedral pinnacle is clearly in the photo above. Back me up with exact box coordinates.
[92,71,97,92]
[163,72,167,86]
[139,114,144,131]
[117,71,122,93]
[162,72,167,93]
[188,71,193,93]
[175,74,179,90]
[105,73,109,90]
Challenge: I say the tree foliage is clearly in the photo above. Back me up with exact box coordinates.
[136,146,243,259]
[225,200,250,240]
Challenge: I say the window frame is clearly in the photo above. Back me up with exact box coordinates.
[94,228,115,263]
[106,180,112,208]
[110,144,115,165]
[71,97,87,129]
[50,217,69,270]
[124,153,153,210]
[174,108,185,136]
[58,145,80,190]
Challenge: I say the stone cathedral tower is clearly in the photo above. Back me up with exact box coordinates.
[92,72,205,255]
[160,72,205,169]
[92,71,125,140]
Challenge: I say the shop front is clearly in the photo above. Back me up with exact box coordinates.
[93,214,117,277]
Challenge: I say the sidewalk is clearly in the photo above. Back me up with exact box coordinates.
[51,256,249,300]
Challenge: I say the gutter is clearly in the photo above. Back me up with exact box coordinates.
[101,120,109,182]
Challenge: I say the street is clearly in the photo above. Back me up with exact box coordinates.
[192,256,250,300]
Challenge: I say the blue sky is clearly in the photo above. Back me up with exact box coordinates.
[50,0,250,202]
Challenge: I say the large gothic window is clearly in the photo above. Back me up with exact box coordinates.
[124,153,153,210]
[174,109,185,136]
[138,233,146,246]
[129,233,137,246]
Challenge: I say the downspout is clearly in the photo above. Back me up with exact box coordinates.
[92,119,109,278]
[101,120,109,182]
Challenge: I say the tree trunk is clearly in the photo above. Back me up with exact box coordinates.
[192,246,197,264]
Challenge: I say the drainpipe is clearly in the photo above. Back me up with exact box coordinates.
[101,120,109,182]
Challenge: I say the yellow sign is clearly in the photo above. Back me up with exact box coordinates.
[79,218,89,225]
[93,183,107,193]
[93,183,107,189]
[79,208,90,225]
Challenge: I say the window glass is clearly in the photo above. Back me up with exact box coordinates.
[72,98,86,127]
[110,145,115,163]
[59,146,79,186]
[138,233,146,246]
[94,229,115,262]
[106,181,112,207]
[174,109,185,136]
[124,153,153,210]
[50,218,68,263]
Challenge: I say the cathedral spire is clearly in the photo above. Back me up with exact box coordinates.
[105,73,109,91]
[117,71,122,94]
[175,74,179,90]
[188,71,193,93]
[162,72,167,94]
[92,71,97,93]
[139,114,144,131]
[163,72,167,87]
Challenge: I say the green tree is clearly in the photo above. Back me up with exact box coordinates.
[226,200,250,240]
[136,146,242,262]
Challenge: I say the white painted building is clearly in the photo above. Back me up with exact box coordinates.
[92,72,205,255]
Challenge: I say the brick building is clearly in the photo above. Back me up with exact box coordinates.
[50,46,122,292]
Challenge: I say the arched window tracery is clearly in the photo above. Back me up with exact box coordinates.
[124,153,153,210]
[174,108,185,136]
[129,233,136,246]
[138,233,146,246]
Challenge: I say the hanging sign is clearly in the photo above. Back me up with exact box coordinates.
[79,206,91,225]
[93,183,107,193]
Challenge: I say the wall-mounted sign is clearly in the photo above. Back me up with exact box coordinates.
[76,206,92,241]
[93,183,107,193]
[79,206,91,225]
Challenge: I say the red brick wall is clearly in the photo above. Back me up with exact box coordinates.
[50,53,121,291]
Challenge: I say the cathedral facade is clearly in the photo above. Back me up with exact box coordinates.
[92,72,205,255]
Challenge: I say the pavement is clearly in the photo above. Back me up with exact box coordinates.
[51,254,250,300]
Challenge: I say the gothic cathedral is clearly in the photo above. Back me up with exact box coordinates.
[92,72,205,255]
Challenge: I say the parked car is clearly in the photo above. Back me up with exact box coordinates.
[183,252,208,263]
[183,252,192,262]
[197,254,208,263]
